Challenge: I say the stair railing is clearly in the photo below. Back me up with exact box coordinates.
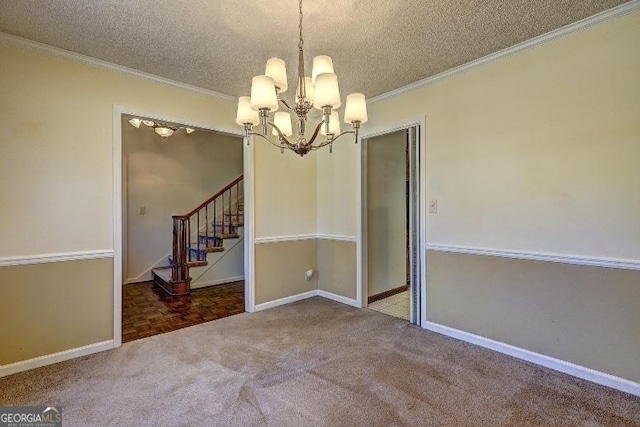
[171,175,243,283]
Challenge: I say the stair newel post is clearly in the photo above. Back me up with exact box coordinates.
[213,199,217,241]
[171,215,189,283]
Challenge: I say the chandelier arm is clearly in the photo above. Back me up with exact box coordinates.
[305,120,326,147]
[312,130,356,149]
[249,131,293,150]
[268,122,292,146]
[278,98,294,111]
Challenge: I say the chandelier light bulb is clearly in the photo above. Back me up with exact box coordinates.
[272,111,293,136]
[312,55,334,85]
[250,75,279,112]
[265,58,288,93]
[236,96,260,126]
[344,93,368,124]
[142,120,155,127]
[313,73,341,109]
[185,128,195,134]
[154,126,174,138]
[128,118,142,128]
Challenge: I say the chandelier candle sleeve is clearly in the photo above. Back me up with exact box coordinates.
[321,111,341,137]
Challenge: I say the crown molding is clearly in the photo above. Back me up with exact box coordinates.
[0,32,236,103]
[369,1,640,104]
[426,244,640,271]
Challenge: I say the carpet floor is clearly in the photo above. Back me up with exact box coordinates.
[1,297,638,426]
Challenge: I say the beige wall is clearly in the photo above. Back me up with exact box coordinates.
[0,258,113,365]
[356,12,640,383]
[0,38,319,366]
[317,239,357,299]
[427,251,640,382]
[123,118,243,282]
[365,12,640,260]
[254,141,317,239]
[316,140,358,237]
[366,131,406,296]
[0,41,238,258]
[255,240,317,304]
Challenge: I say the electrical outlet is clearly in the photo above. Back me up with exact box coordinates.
[305,269,314,281]
[428,200,437,214]
[139,206,146,215]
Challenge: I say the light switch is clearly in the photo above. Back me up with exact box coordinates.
[139,206,146,215]
[428,200,437,213]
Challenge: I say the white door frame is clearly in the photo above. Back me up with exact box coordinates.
[357,116,427,327]
[112,105,255,348]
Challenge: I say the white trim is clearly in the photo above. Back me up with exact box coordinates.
[423,322,640,397]
[0,250,113,267]
[191,275,245,290]
[368,1,640,104]
[243,135,256,313]
[113,106,124,348]
[0,32,235,103]
[253,290,318,312]
[318,290,359,308]
[254,234,318,244]
[0,340,114,378]
[426,244,640,271]
[316,234,357,242]
[358,117,428,316]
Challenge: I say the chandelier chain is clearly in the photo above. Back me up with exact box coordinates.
[298,0,303,49]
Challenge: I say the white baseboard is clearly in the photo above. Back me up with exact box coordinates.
[0,340,114,378]
[254,290,318,312]
[423,322,640,397]
[318,290,360,308]
[191,275,245,289]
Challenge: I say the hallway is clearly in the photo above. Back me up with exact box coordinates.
[122,281,244,342]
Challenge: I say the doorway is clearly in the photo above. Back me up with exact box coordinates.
[361,125,423,325]
[113,106,255,348]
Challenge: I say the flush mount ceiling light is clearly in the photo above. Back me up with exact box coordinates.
[235,0,368,157]
[128,118,195,139]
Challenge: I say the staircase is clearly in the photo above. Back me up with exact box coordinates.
[152,175,244,295]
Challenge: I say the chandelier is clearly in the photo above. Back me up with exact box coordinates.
[128,117,195,139]
[235,0,368,157]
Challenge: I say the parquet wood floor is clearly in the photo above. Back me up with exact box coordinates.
[122,280,244,343]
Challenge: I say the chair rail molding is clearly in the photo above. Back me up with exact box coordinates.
[426,244,640,271]
[0,250,114,267]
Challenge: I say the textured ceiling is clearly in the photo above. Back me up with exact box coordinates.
[0,0,628,99]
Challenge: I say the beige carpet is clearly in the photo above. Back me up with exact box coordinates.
[1,297,639,426]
